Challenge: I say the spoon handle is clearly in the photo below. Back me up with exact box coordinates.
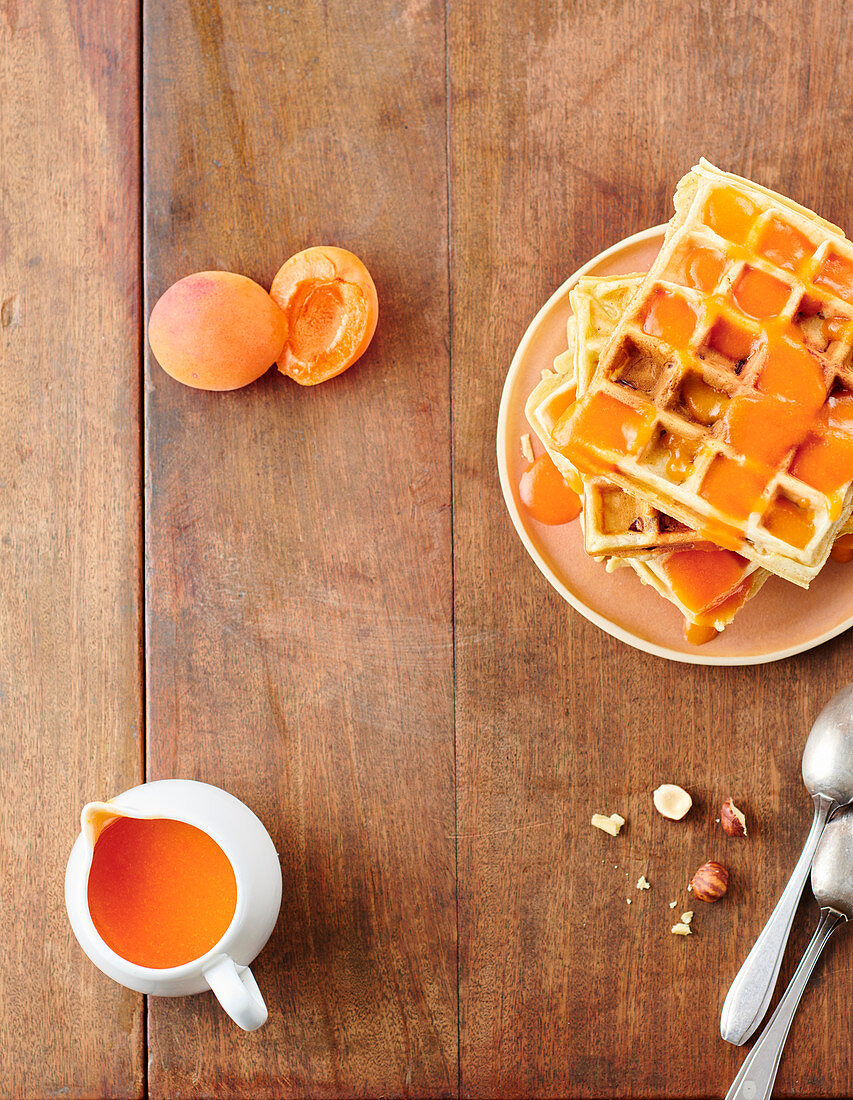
[720,793,835,1046]
[725,907,845,1100]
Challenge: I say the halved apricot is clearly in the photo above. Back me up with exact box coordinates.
[270,246,379,385]
[148,271,288,391]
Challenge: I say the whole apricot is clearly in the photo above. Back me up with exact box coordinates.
[148,271,288,391]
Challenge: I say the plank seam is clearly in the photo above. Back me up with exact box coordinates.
[139,0,149,1093]
[444,0,461,1095]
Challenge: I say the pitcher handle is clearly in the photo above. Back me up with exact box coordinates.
[203,955,268,1031]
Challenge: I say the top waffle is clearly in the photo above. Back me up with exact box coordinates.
[528,275,708,558]
[549,160,853,586]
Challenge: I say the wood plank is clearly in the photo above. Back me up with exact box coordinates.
[0,1,143,1097]
[450,1,853,1095]
[143,1,455,1095]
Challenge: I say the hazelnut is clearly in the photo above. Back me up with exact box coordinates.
[690,860,729,902]
[653,784,692,821]
[720,797,747,837]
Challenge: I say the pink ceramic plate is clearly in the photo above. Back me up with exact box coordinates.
[497,226,853,665]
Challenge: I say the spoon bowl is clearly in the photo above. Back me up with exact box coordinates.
[803,683,853,807]
[812,807,853,916]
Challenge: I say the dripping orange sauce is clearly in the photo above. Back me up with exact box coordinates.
[698,454,768,522]
[704,188,758,245]
[791,431,853,495]
[685,622,719,645]
[660,548,753,646]
[723,394,813,467]
[762,497,814,549]
[660,548,750,616]
[680,246,726,292]
[756,217,814,272]
[732,267,791,319]
[641,290,698,346]
[519,452,582,525]
[757,332,827,410]
[824,391,853,433]
[705,314,761,363]
[87,816,238,970]
[814,252,853,305]
[683,581,755,645]
[831,534,853,563]
[660,432,694,482]
[681,373,730,425]
[554,390,655,473]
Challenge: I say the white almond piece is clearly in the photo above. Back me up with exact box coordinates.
[671,923,692,935]
[610,813,626,827]
[520,433,534,463]
[636,875,651,890]
[669,900,678,908]
[591,813,622,837]
[681,911,694,924]
[653,784,693,821]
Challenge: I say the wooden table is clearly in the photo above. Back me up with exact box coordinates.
[3,1,853,1096]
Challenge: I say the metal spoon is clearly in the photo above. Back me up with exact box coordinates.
[725,807,853,1100]
[721,682,853,1046]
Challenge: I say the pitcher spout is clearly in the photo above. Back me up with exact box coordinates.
[81,800,147,850]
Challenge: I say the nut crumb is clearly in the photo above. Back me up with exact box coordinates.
[610,813,625,827]
[681,911,694,924]
[591,813,623,837]
[687,883,693,893]
[520,433,534,463]
[626,898,632,905]
[668,900,677,908]
[671,923,692,936]
[636,875,651,890]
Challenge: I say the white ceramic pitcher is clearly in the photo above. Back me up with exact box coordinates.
[65,779,282,1031]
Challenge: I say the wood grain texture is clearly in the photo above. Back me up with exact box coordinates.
[0,1,143,1097]
[143,1,455,1096]
[450,1,853,1096]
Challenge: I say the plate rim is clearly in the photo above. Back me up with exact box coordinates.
[496,225,853,666]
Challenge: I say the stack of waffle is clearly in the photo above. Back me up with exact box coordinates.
[525,161,853,644]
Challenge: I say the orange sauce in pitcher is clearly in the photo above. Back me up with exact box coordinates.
[87,816,238,969]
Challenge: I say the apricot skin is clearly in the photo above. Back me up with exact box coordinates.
[148,271,288,391]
